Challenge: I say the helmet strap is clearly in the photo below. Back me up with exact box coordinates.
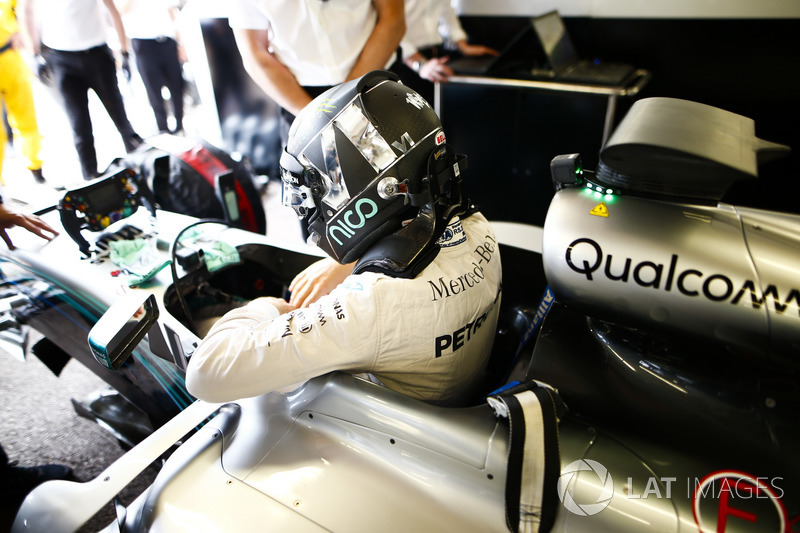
[353,204,440,278]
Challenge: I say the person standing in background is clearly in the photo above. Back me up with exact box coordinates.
[116,0,186,135]
[0,0,47,185]
[399,0,497,103]
[17,0,144,181]
[228,0,404,241]
[228,0,405,146]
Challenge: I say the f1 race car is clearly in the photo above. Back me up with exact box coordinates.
[7,97,800,532]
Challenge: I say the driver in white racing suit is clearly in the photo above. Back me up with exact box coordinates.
[186,70,502,406]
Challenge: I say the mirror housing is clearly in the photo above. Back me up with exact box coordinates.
[88,292,159,370]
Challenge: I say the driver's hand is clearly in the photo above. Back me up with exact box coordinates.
[288,258,356,308]
[259,296,296,315]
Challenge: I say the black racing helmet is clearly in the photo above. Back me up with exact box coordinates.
[280,70,465,267]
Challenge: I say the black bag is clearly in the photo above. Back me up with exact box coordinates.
[110,135,267,234]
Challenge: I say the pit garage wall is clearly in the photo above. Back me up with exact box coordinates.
[448,0,800,226]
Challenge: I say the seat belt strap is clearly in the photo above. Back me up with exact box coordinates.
[488,381,563,532]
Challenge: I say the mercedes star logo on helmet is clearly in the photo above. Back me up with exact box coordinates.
[557,459,614,516]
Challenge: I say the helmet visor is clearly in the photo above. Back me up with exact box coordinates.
[317,101,397,211]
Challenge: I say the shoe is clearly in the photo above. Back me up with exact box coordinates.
[30,168,46,184]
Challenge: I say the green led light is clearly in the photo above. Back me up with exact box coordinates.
[594,191,602,198]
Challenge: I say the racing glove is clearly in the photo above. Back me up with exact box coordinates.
[34,54,53,86]
[121,51,131,83]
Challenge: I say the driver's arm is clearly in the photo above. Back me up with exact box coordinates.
[185,287,379,403]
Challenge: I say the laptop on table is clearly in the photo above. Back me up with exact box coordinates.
[530,10,636,86]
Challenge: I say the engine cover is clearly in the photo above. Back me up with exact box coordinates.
[542,187,800,368]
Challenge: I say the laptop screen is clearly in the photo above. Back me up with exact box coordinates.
[531,11,579,72]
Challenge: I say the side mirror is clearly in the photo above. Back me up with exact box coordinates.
[88,292,159,370]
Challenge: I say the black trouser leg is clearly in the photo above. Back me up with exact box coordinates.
[162,39,185,133]
[45,48,98,179]
[133,39,168,132]
[133,38,185,133]
[88,46,140,151]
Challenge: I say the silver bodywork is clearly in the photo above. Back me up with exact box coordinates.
[543,188,800,367]
[106,373,715,532]
[15,372,717,533]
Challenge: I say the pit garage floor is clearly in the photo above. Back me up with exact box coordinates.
[0,334,158,532]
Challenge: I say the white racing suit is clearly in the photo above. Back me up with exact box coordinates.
[186,212,502,406]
